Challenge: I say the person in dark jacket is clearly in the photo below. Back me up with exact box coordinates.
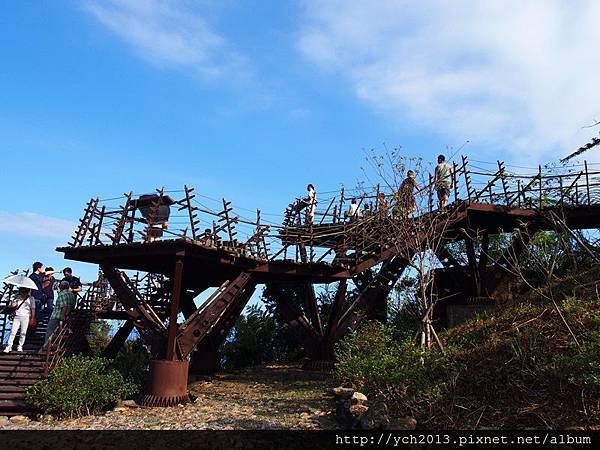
[29,261,46,321]
[61,267,82,294]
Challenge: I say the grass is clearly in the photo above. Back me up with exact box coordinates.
[335,275,600,429]
[424,292,600,429]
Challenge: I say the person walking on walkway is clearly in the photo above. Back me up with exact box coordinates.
[434,154,453,209]
[45,281,76,345]
[42,267,59,316]
[29,262,46,321]
[395,170,420,218]
[3,288,35,353]
[306,184,317,224]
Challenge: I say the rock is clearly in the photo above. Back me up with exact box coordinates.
[9,415,30,424]
[0,416,9,425]
[331,386,354,399]
[349,404,368,418]
[350,392,368,405]
[360,402,389,429]
[121,400,139,408]
[112,407,130,413]
[387,416,417,430]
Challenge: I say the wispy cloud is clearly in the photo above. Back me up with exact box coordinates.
[298,0,600,162]
[82,0,247,80]
[0,211,75,240]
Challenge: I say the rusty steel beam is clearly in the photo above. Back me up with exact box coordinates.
[322,279,347,358]
[266,283,322,352]
[176,272,254,359]
[100,264,166,355]
[166,258,184,360]
[335,256,408,340]
[101,320,135,359]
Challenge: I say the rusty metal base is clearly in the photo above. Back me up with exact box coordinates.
[302,359,335,372]
[139,359,191,407]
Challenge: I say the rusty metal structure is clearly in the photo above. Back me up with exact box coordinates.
[2,156,600,410]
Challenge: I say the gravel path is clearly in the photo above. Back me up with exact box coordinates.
[0,364,341,430]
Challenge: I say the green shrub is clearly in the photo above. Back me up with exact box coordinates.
[334,322,460,408]
[112,338,150,398]
[26,355,136,417]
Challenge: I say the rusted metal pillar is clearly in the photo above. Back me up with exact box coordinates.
[140,257,190,407]
[166,258,184,360]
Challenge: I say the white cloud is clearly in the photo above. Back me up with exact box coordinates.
[298,0,600,162]
[0,211,75,240]
[82,0,246,79]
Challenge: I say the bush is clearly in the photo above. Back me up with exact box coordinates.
[26,355,136,417]
[334,322,459,410]
[112,338,150,398]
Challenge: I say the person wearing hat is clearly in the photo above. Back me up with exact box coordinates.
[44,281,77,345]
[3,288,35,353]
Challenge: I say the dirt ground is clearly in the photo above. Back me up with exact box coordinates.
[0,364,341,430]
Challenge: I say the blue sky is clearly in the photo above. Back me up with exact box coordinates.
[1,0,599,283]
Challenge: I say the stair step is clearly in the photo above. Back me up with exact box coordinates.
[0,366,43,373]
[0,399,32,411]
[0,385,29,394]
[0,353,44,360]
[0,371,43,379]
[0,360,44,368]
[0,393,28,400]
[0,379,38,386]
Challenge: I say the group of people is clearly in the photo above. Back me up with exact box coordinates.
[3,262,81,353]
[343,154,454,221]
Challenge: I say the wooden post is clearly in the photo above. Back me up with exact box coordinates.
[559,176,563,205]
[95,205,106,245]
[462,156,472,202]
[127,207,136,243]
[166,258,184,360]
[428,174,434,212]
[338,187,345,223]
[585,161,591,205]
[498,161,509,205]
[452,162,458,201]
[538,165,543,209]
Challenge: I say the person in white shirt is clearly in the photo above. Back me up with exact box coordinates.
[346,198,362,222]
[3,288,35,353]
[306,184,317,223]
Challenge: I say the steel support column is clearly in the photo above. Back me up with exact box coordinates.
[166,258,184,360]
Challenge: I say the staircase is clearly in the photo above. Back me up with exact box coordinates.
[0,308,51,417]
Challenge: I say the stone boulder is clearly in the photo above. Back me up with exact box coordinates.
[349,404,369,418]
[9,415,30,424]
[350,392,368,405]
[331,386,354,399]
[359,402,389,429]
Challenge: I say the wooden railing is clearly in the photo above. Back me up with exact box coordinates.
[65,158,600,267]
